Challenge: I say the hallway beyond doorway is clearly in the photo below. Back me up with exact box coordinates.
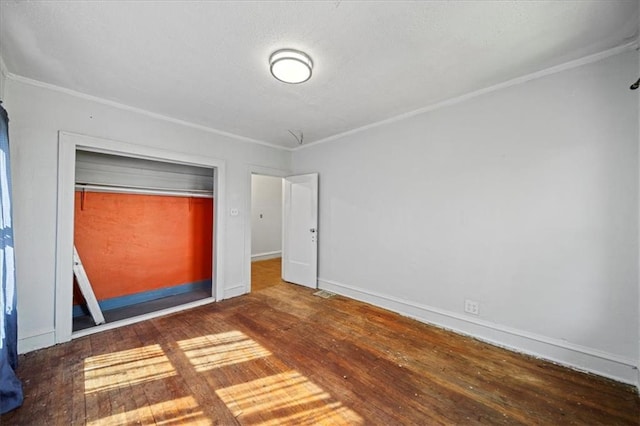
[251,258,282,292]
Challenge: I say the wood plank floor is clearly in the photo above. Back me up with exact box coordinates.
[250,257,281,292]
[2,259,638,425]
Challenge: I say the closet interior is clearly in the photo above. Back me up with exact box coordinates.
[72,150,215,332]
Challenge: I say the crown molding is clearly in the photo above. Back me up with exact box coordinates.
[3,39,637,153]
[296,40,639,151]
[5,72,293,152]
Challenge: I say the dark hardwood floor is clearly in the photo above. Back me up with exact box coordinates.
[2,259,638,425]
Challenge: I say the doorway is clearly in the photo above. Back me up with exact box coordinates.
[250,174,284,292]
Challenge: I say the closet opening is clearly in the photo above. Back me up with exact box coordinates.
[71,150,215,332]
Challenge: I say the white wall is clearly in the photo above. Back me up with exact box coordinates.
[4,77,290,352]
[251,174,282,258]
[0,68,5,100]
[294,51,639,385]
[0,56,5,101]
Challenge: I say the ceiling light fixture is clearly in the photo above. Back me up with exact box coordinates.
[269,49,313,84]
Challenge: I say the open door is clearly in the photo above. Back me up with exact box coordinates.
[282,173,318,288]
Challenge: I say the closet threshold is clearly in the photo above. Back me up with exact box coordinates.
[75,183,214,198]
[71,296,216,339]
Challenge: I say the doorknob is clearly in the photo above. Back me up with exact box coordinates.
[310,228,316,233]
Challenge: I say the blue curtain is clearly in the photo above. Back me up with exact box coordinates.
[0,102,22,414]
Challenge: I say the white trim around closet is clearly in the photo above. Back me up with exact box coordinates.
[55,131,227,343]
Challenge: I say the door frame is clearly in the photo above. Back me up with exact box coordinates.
[244,165,290,294]
[55,131,227,343]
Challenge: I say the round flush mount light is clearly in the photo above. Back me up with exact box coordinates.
[269,49,313,84]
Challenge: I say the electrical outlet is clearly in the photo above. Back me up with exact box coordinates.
[464,299,479,315]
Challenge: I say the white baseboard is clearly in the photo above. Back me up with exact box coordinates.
[223,283,247,299]
[251,251,281,262]
[318,278,638,387]
[18,329,56,354]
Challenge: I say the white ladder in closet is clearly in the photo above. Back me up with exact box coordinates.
[73,246,105,325]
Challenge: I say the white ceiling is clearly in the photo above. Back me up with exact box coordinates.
[0,1,638,149]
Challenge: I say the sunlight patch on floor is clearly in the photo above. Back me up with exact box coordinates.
[81,332,362,424]
[84,344,176,393]
[177,330,271,371]
[87,395,212,426]
[260,402,363,426]
[216,370,363,425]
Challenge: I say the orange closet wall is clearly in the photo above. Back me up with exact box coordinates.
[74,191,213,301]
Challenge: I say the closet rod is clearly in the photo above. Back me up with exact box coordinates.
[75,184,214,199]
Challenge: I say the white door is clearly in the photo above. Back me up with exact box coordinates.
[282,173,318,288]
